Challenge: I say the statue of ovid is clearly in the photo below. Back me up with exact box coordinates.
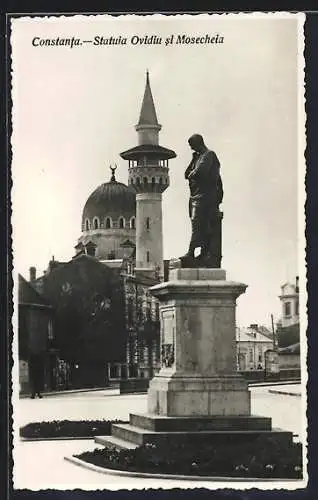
[180,134,223,268]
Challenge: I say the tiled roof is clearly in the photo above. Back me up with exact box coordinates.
[18,274,51,307]
[236,327,274,343]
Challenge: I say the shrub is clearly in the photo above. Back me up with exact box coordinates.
[20,419,128,438]
[75,437,303,479]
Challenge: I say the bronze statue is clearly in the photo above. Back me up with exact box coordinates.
[181,134,223,268]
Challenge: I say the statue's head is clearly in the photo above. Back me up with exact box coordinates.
[188,134,205,152]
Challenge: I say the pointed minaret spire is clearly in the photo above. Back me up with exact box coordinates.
[135,71,161,145]
[120,73,176,279]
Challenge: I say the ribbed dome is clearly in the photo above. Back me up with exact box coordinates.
[82,177,136,225]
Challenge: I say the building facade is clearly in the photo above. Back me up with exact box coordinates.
[236,324,273,371]
[18,274,58,394]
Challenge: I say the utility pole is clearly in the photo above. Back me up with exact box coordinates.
[271,313,277,350]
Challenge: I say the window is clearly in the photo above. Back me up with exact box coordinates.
[146,251,150,263]
[146,300,152,321]
[136,177,140,185]
[93,217,99,230]
[48,320,54,340]
[155,302,160,321]
[249,348,254,363]
[295,299,299,316]
[143,177,148,184]
[105,217,112,229]
[146,217,150,230]
[127,297,133,327]
[119,217,125,229]
[139,342,144,362]
[152,177,156,184]
[130,217,136,229]
[85,219,90,231]
[284,301,291,317]
[137,306,142,324]
[159,177,163,184]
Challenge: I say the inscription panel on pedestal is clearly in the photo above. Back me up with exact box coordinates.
[161,309,175,368]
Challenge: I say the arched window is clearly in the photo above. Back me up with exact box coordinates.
[136,177,140,185]
[119,216,125,229]
[151,177,156,184]
[127,297,134,326]
[85,219,90,231]
[146,217,150,230]
[143,177,148,184]
[130,177,134,184]
[159,177,163,185]
[130,217,136,229]
[105,217,112,229]
[93,217,99,230]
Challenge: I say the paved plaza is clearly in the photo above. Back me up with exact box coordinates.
[13,384,305,490]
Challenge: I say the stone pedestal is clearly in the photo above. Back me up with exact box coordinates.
[147,268,250,416]
[97,268,293,452]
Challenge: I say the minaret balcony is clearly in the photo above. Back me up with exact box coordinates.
[128,165,170,193]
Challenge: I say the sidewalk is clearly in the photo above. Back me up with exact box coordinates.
[268,385,301,397]
[20,379,301,399]
[20,385,119,399]
[248,379,301,388]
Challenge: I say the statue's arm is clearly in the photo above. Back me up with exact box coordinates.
[185,162,194,179]
[185,153,198,179]
[187,151,214,179]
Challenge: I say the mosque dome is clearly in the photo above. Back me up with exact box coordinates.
[82,167,136,231]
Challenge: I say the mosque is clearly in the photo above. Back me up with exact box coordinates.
[18,72,177,392]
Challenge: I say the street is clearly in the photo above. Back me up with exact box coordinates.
[13,384,305,490]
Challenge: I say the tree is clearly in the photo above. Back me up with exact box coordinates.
[42,256,126,364]
[277,323,300,348]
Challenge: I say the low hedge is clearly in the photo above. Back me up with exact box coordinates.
[75,437,303,479]
[20,420,128,439]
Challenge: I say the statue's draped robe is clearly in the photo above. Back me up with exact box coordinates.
[185,149,223,257]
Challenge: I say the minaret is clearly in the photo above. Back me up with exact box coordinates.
[120,71,176,279]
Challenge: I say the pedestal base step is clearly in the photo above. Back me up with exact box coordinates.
[110,422,293,447]
[130,413,272,432]
[95,435,139,450]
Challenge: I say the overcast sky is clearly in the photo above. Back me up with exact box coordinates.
[11,13,305,327]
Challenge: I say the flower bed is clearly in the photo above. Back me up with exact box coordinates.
[20,420,128,439]
[75,437,303,479]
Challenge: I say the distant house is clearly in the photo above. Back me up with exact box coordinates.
[236,324,273,371]
[18,274,57,394]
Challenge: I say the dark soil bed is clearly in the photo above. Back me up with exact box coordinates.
[75,437,303,479]
[20,420,128,439]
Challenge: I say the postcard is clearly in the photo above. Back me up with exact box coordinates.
[10,12,307,491]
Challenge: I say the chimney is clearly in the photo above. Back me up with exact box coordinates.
[250,323,258,331]
[29,266,36,282]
